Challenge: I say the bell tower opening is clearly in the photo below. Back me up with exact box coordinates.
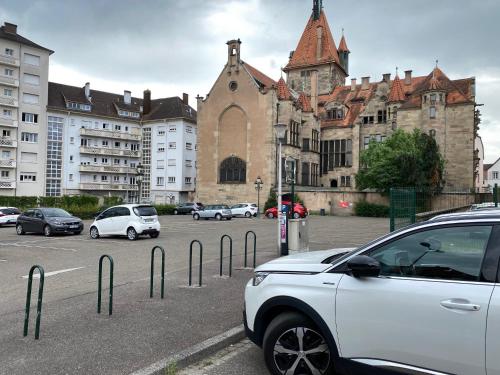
[227,39,242,68]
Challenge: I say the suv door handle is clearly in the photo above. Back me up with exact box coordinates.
[440,299,480,312]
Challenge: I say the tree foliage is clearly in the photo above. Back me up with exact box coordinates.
[355,129,444,193]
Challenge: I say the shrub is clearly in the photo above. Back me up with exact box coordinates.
[66,204,101,220]
[103,196,123,207]
[264,190,277,210]
[354,201,390,218]
[0,196,38,209]
[154,204,176,216]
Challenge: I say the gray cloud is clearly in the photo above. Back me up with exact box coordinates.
[1,0,499,160]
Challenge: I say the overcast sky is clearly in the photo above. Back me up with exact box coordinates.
[1,0,499,162]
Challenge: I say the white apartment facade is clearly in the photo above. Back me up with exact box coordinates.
[485,158,500,189]
[0,22,52,196]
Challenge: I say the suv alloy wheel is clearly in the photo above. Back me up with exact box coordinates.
[127,227,138,241]
[245,211,252,218]
[215,213,222,221]
[90,226,99,239]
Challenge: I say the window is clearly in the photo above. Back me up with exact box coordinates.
[102,158,108,164]
[185,160,193,167]
[24,73,40,86]
[186,142,192,150]
[186,126,193,133]
[219,156,246,184]
[5,48,14,56]
[493,172,499,180]
[3,88,12,96]
[302,138,310,151]
[377,110,387,123]
[430,106,437,119]
[340,176,351,187]
[69,174,73,181]
[168,176,176,183]
[368,226,493,281]
[102,123,110,130]
[168,159,176,166]
[2,130,10,137]
[69,155,74,162]
[113,176,120,182]
[157,160,165,169]
[1,170,9,178]
[2,150,11,159]
[301,162,310,186]
[102,140,109,147]
[114,141,121,148]
[311,163,319,186]
[24,53,40,66]
[4,68,13,76]
[169,126,176,132]
[312,130,319,152]
[326,108,344,120]
[118,110,140,118]
[101,175,108,182]
[3,109,12,117]
[21,132,38,143]
[157,177,165,186]
[185,177,192,184]
[22,112,38,123]
[158,128,165,136]
[158,144,165,152]
[20,173,37,182]
[362,116,375,124]
[114,159,120,165]
[169,142,176,149]
[23,93,39,105]
[320,139,352,172]
[115,125,121,131]
[289,121,300,147]
[430,94,437,105]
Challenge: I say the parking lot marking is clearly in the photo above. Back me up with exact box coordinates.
[0,259,6,262]
[22,267,85,279]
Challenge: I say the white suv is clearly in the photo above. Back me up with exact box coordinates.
[89,204,160,240]
[244,214,500,375]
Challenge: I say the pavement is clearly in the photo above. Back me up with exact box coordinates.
[0,215,389,374]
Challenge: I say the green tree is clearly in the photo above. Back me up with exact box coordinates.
[355,129,444,193]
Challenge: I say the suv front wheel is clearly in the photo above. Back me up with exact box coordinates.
[263,312,334,375]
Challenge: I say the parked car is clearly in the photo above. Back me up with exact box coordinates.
[244,212,500,375]
[193,205,232,221]
[265,201,308,219]
[89,204,160,241]
[0,207,21,226]
[173,202,204,215]
[231,203,258,218]
[16,208,83,236]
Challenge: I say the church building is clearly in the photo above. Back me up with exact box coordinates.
[196,0,479,206]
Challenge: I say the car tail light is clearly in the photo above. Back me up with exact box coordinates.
[0,213,5,217]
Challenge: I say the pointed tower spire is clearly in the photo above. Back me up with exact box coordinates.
[388,74,406,103]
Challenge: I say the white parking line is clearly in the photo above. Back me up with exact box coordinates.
[22,267,85,279]
[0,259,6,262]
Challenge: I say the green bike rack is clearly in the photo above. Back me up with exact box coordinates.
[188,240,203,287]
[150,246,165,299]
[97,255,114,315]
[244,231,257,268]
[219,235,233,277]
[23,265,45,340]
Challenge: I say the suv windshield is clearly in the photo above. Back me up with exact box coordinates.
[133,206,157,217]
[42,208,72,218]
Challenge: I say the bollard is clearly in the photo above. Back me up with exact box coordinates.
[97,255,114,315]
[244,231,257,269]
[150,246,165,299]
[23,265,45,340]
[189,240,203,287]
[219,235,233,277]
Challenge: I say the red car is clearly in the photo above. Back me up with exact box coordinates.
[265,201,308,219]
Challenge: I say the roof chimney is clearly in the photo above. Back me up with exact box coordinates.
[405,70,412,85]
[383,73,391,83]
[361,77,370,90]
[84,82,90,100]
[351,78,357,91]
[124,90,131,105]
[3,22,17,34]
[182,93,189,105]
[143,90,151,115]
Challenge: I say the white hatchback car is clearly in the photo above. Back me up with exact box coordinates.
[231,203,258,218]
[89,204,160,240]
[245,213,500,375]
[0,207,21,226]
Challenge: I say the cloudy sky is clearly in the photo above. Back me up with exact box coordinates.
[1,0,499,162]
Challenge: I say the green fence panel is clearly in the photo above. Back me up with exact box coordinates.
[390,188,417,232]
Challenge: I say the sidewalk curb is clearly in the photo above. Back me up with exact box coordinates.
[129,325,246,375]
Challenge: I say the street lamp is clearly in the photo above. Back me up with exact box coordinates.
[274,123,287,256]
[254,176,263,217]
[285,156,296,219]
[136,162,144,204]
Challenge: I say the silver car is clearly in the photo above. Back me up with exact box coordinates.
[193,205,232,221]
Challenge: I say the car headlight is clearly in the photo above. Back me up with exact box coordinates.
[253,272,270,286]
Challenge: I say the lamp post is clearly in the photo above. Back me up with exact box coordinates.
[285,156,296,220]
[136,163,144,204]
[274,123,287,256]
[254,176,263,217]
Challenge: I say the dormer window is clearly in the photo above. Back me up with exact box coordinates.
[118,110,140,118]
[67,102,91,111]
[430,94,437,105]
[327,108,344,120]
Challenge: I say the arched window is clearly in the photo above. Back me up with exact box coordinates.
[330,179,338,188]
[219,156,246,184]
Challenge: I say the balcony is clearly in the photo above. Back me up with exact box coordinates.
[0,75,19,87]
[79,183,138,191]
[0,137,17,148]
[80,127,141,141]
[0,117,18,127]
[79,146,141,158]
[0,53,20,67]
[0,180,15,189]
[0,96,18,107]
[0,159,16,168]
[79,165,138,174]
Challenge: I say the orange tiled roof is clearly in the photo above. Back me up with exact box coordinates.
[298,92,313,112]
[284,10,343,72]
[276,77,292,100]
[242,61,276,89]
[388,75,405,102]
[338,34,349,53]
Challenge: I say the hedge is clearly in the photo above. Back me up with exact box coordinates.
[354,201,390,218]
[153,204,176,215]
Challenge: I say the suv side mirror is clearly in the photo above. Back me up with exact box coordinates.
[347,255,381,278]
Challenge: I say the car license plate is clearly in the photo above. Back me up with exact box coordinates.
[69,225,78,229]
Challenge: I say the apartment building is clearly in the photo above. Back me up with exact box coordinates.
[47,83,197,203]
[0,22,52,196]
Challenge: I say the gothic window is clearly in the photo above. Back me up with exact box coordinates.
[430,106,437,119]
[377,110,387,123]
[219,156,246,184]
[289,121,300,147]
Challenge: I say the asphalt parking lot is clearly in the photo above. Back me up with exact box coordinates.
[0,214,388,374]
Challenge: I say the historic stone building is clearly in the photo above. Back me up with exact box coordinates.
[196,0,479,206]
